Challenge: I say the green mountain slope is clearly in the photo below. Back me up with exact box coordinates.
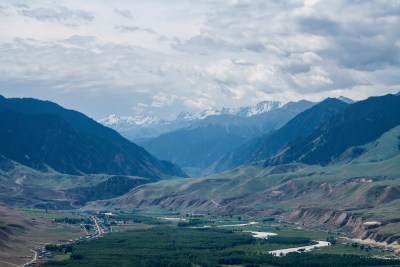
[89,125,400,243]
[0,157,152,209]
[270,94,400,166]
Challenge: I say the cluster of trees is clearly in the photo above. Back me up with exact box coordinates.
[351,242,372,251]
[262,217,275,222]
[326,236,336,245]
[263,236,314,245]
[109,214,166,225]
[177,219,211,227]
[45,244,73,254]
[52,218,92,224]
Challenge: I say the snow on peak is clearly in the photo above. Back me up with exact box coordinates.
[99,114,120,125]
[98,114,165,130]
[237,101,283,117]
[176,100,283,121]
[100,100,283,131]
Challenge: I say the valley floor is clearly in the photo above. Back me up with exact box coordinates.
[3,209,399,266]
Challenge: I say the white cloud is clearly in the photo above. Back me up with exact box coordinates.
[20,6,94,22]
[151,93,178,108]
[0,0,399,119]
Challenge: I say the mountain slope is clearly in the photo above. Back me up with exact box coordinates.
[0,154,154,209]
[139,100,314,176]
[0,96,186,179]
[270,94,400,166]
[140,116,260,176]
[90,125,400,244]
[0,95,126,144]
[91,125,400,216]
[208,98,348,174]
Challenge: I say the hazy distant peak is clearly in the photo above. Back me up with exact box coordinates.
[337,96,355,104]
[279,99,312,109]
[100,100,286,136]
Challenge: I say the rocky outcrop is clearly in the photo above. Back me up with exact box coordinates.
[285,207,400,245]
[286,207,364,236]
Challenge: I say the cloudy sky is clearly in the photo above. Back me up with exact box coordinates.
[0,0,399,120]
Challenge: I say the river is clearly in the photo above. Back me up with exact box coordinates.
[269,241,331,256]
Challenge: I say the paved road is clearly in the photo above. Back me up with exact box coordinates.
[20,249,37,267]
[91,216,103,236]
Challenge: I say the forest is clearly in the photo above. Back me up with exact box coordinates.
[43,226,400,267]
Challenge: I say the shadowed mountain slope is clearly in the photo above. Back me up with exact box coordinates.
[0,96,186,179]
[269,94,400,166]
[207,98,348,174]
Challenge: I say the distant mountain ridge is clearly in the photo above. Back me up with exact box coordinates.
[337,96,355,104]
[0,96,186,179]
[99,100,284,140]
[99,114,169,132]
[176,100,283,121]
[139,100,315,176]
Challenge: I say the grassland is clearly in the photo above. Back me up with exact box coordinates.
[111,224,153,231]
[20,208,83,219]
[0,205,94,266]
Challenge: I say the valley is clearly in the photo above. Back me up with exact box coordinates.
[1,93,400,266]
[3,209,400,266]
[2,1,400,265]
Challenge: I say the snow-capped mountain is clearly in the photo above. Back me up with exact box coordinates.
[234,101,283,117]
[99,100,283,140]
[175,101,283,122]
[99,114,168,131]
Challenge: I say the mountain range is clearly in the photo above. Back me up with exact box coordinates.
[1,92,399,246]
[100,97,356,177]
[99,100,284,141]
[138,100,315,176]
[90,92,400,245]
[206,98,349,174]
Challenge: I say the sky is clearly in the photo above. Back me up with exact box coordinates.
[0,0,399,120]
